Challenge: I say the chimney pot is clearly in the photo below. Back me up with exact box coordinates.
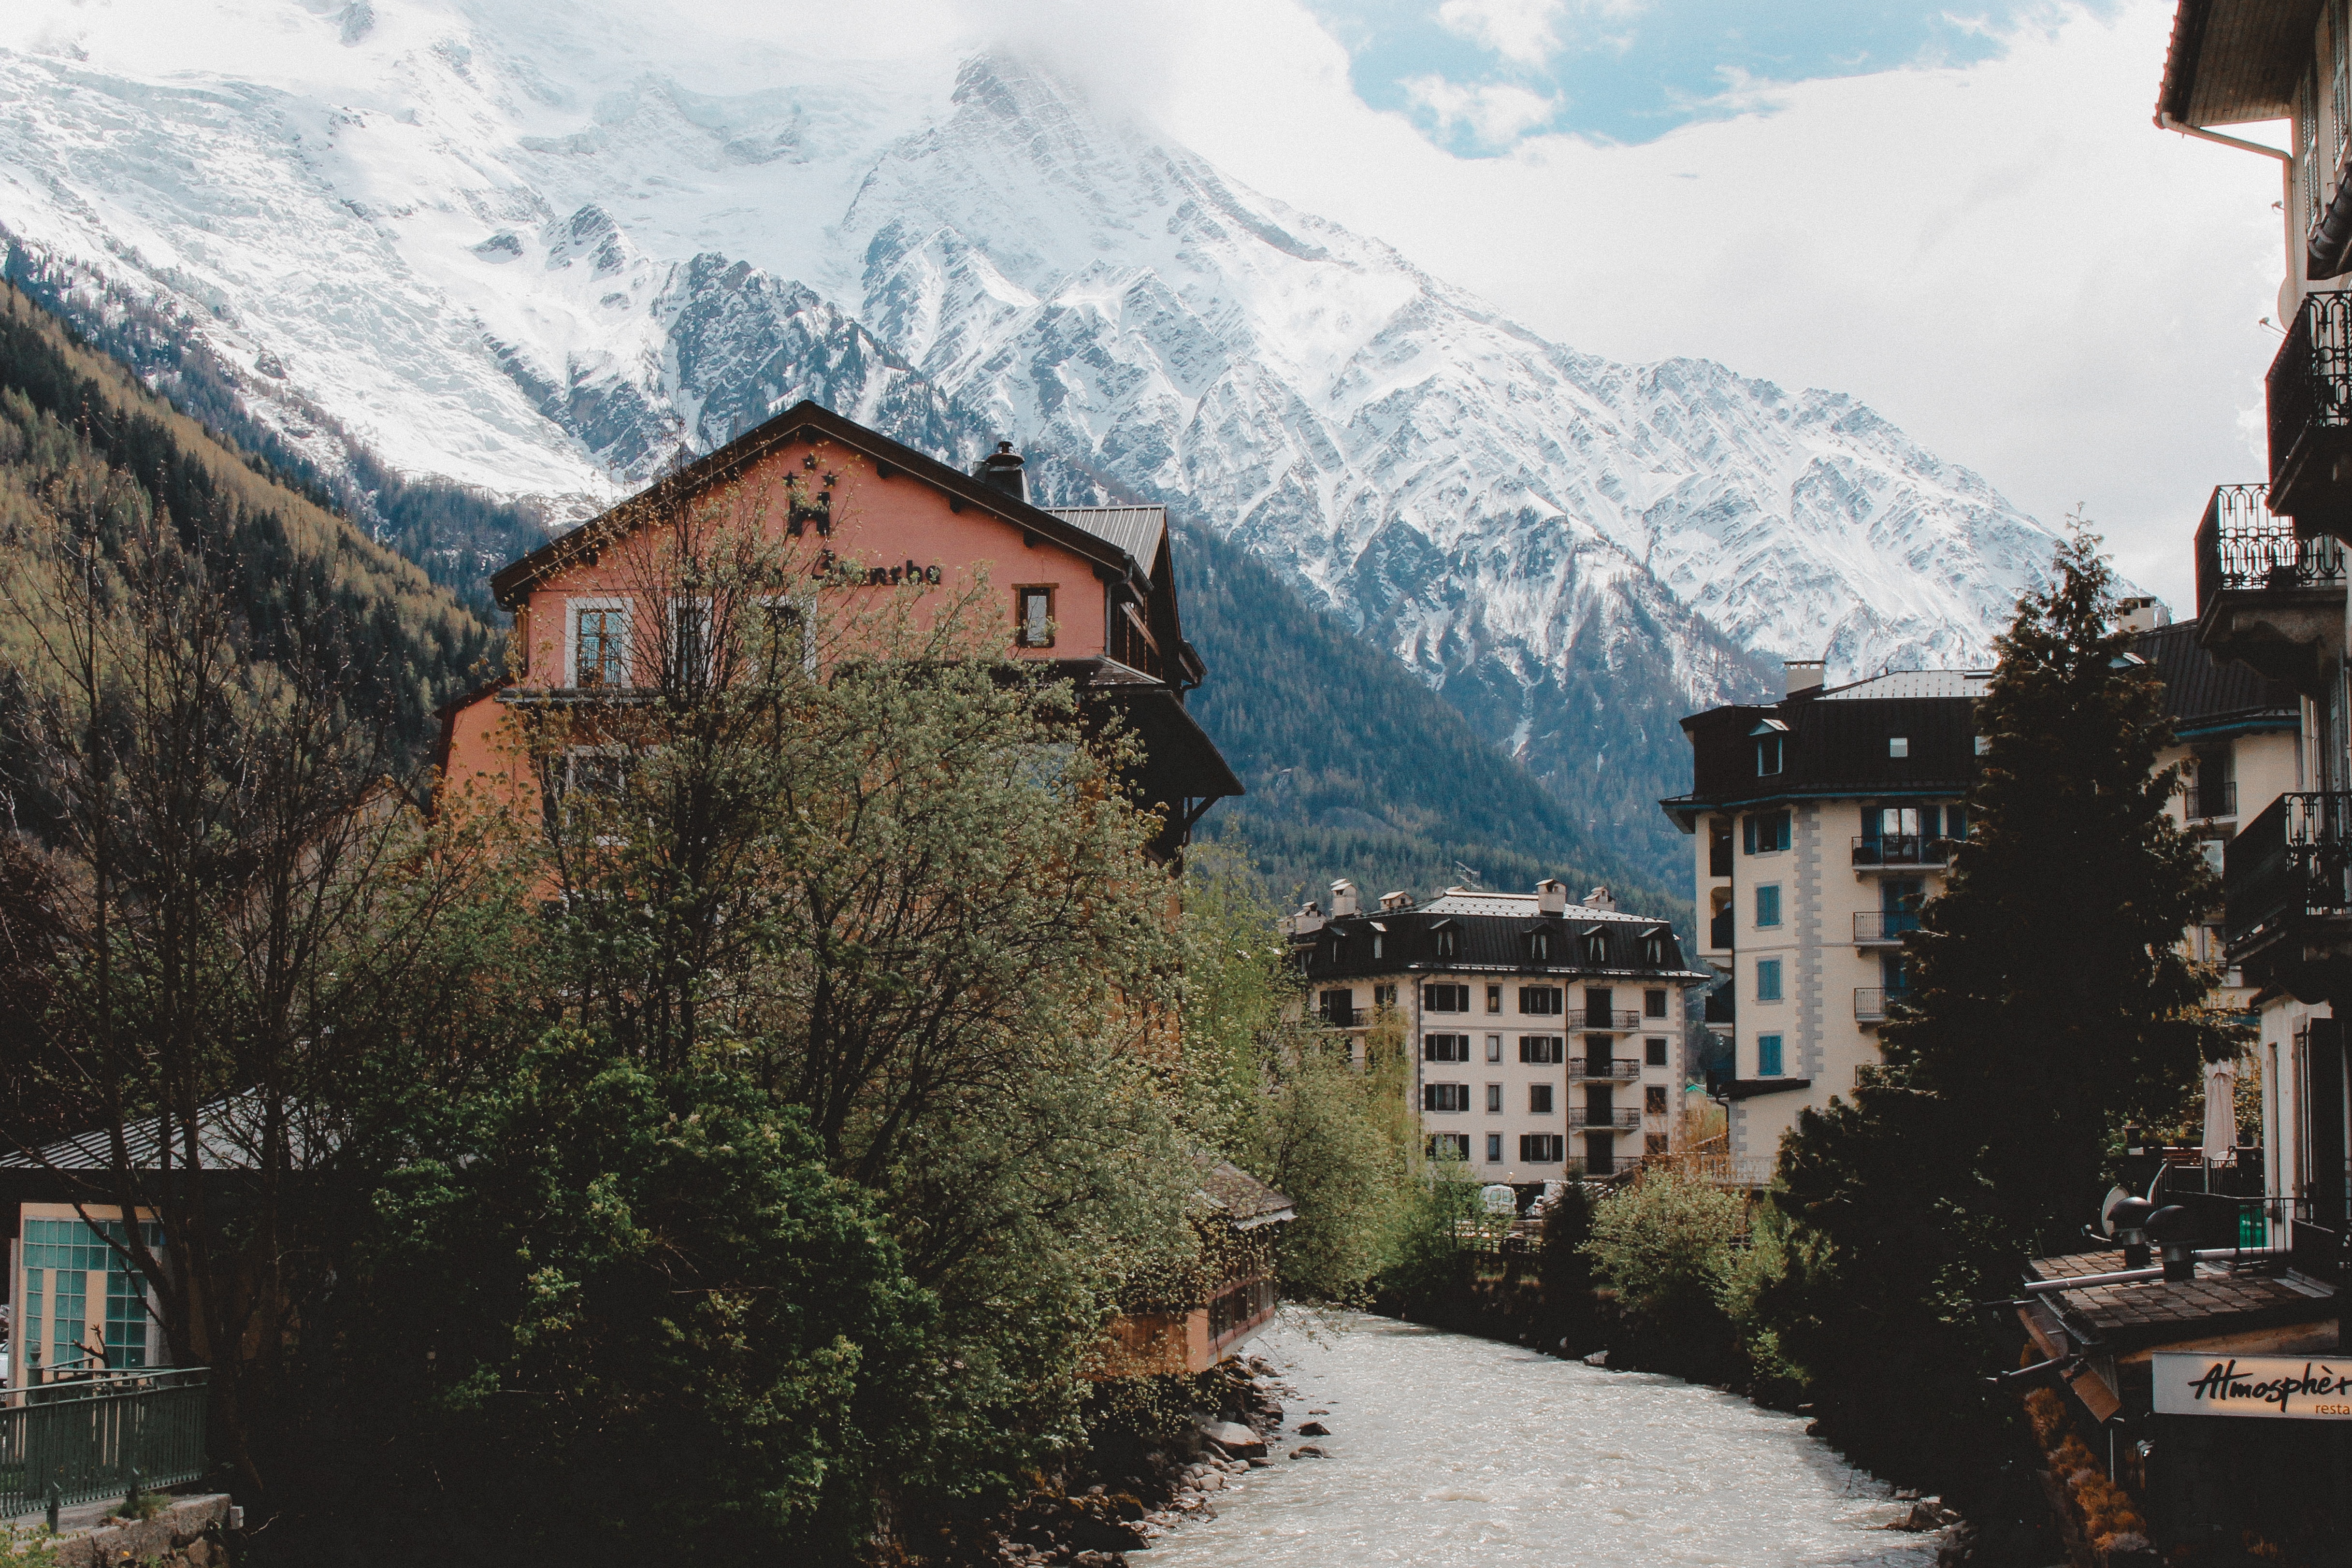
[1585,885,1616,912]
[977,441,1027,502]
[1328,879,1361,917]
[1784,659,1825,698]
[1535,878,1568,915]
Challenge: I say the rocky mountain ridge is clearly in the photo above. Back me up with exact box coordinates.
[0,1,2073,881]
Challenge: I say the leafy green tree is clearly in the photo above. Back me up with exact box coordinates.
[1174,843,1415,1298]
[1580,1166,1746,1378]
[510,499,1203,1520]
[339,1032,930,1564]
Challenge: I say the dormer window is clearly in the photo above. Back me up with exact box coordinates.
[1530,928,1553,963]
[1750,718,1789,777]
[1642,928,1667,967]
[1582,930,1607,967]
[1889,735,1909,758]
[1434,921,1459,960]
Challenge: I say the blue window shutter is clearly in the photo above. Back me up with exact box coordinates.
[1743,816,1757,855]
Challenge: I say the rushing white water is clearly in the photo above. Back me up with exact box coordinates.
[1136,1311,1943,1568]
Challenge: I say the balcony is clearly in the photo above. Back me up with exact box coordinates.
[1703,988,1734,1030]
[1852,911,1920,945]
[2222,793,2352,969]
[1851,834,1954,870]
[1570,1058,1642,1082]
[1567,1008,1641,1032]
[1707,910,1733,951]
[2268,293,2352,538]
[2192,482,2346,690]
[1319,1007,1363,1028]
[1854,986,1913,1023]
[1568,1107,1643,1131]
[2184,778,2237,822]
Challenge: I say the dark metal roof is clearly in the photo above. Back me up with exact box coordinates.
[488,401,1146,609]
[2156,0,2321,128]
[1672,689,1979,815]
[2133,619,2299,739]
[2,1093,332,1172]
[1298,906,1701,983]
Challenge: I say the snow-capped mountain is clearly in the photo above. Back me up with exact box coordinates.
[0,0,2068,835]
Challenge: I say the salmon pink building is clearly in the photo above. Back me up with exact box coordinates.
[436,401,1241,856]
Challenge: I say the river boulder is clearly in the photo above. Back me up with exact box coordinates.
[1197,1418,1266,1457]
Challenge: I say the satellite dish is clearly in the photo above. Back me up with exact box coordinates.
[1481,1184,1517,1215]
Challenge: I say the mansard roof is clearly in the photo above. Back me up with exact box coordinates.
[1293,892,1705,983]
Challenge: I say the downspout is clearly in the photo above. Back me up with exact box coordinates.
[2157,113,2298,283]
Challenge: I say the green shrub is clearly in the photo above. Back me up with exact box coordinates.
[1581,1167,1746,1380]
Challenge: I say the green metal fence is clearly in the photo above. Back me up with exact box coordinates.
[0,1367,208,1519]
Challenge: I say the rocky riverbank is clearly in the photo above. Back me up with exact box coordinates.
[969,1355,1295,1568]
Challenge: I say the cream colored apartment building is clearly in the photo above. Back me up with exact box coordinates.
[1282,880,1709,1183]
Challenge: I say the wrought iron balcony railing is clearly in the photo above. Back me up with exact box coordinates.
[2223,791,2352,949]
[1851,834,1954,869]
[1854,986,1914,1023]
[1853,911,1920,945]
[2269,292,2352,526]
[1568,1107,1644,1130]
[1566,1008,1642,1032]
[1570,1058,1642,1082]
[2193,482,2346,619]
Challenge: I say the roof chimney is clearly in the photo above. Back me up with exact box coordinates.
[1784,659,1825,698]
[1379,890,1414,912]
[976,440,1026,502]
[2115,596,2171,634]
[1585,885,1616,912]
[1535,878,1568,915]
[1328,879,1361,918]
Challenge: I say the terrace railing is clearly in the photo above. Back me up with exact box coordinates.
[0,1367,207,1520]
[2223,791,2352,949]
[2193,482,2346,619]
[2268,292,2352,521]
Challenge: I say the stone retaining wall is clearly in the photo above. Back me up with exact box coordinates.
[48,1495,232,1568]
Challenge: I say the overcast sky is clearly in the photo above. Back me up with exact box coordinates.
[941,0,2287,616]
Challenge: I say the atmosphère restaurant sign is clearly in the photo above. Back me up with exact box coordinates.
[2152,1354,2352,1420]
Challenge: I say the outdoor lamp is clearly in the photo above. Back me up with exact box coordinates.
[2143,1205,2195,1282]
[2107,1195,2156,1271]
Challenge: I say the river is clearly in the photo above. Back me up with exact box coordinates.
[1134,1310,1944,1568]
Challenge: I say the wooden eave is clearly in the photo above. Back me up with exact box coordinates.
[487,400,1140,609]
[2157,0,2321,128]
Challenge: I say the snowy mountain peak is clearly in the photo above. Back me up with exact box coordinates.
[0,1,2069,866]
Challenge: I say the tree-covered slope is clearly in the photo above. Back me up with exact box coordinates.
[0,278,498,762]
[1177,519,1684,923]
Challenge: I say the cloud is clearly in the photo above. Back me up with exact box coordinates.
[1434,0,1565,68]
[1137,0,2283,616]
[1400,74,1562,143]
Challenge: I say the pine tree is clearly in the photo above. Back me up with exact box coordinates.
[1752,526,2231,1493]
[1882,524,2224,1248]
